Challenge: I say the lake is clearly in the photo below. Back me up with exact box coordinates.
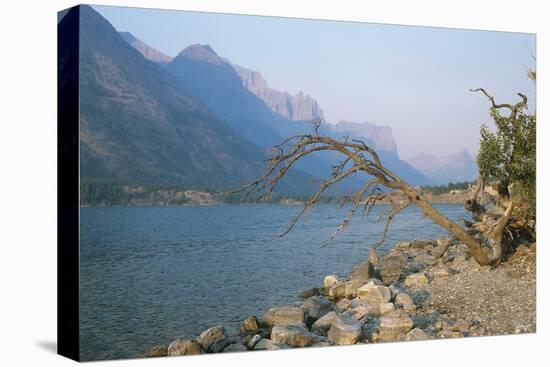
[79,204,468,360]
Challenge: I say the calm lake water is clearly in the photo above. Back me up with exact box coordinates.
[80,204,467,360]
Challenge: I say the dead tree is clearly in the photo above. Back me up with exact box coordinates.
[227,90,533,266]
[234,147,507,267]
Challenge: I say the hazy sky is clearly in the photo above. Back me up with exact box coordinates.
[94,5,536,159]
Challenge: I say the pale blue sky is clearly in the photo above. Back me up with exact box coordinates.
[93,5,536,159]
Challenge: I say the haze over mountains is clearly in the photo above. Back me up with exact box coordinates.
[63,5,313,195]
[406,149,478,185]
[232,64,325,122]
[60,6,475,200]
[119,32,173,64]
[331,121,397,153]
[116,31,432,184]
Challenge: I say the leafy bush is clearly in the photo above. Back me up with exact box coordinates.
[477,107,536,214]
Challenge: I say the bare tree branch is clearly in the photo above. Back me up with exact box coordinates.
[374,199,412,247]
[229,132,507,266]
[470,88,528,117]
[277,164,361,237]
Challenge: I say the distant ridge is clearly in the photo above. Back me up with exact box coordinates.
[78,8,432,189]
[68,5,315,195]
[232,64,325,122]
[406,149,478,185]
[331,120,397,153]
[164,43,431,185]
[119,31,173,64]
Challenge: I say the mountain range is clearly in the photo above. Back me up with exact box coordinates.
[406,149,478,185]
[65,5,312,194]
[118,32,173,64]
[232,64,325,122]
[330,120,397,153]
[117,31,432,185]
[60,6,476,202]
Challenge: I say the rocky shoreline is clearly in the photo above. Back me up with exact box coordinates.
[144,238,536,357]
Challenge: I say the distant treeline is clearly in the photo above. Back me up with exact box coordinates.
[80,179,340,207]
[420,181,475,195]
[81,180,190,206]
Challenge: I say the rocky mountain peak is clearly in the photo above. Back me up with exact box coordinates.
[332,120,397,153]
[176,44,225,66]
[232,64,325,122]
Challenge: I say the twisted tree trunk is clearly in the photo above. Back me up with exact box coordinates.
[226,86,534,267]
[399,184,495,265]
[228,133,513,266]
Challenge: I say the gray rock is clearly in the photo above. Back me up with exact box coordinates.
[395,241,411,250]
[167,340,203,356]
[404,273,429,288]
[364,278,383,286]
[412,312,441,330]
[378,310,414,342]
[311,311,339,335]
[196,326,225,351]
[312,341,332,347]
[299,287,320,298]
[208,339,229,353]
[410,239,436,249]
[350,259,376,284]
[144,345,167,357]
[388,285,401,300]
[247,334,261,349]
[328,282,347,300]
[432,237,450,258]
[328,281,358,300]
[328,316,362,345]
[416,253,435,266]
[350,297,369,309]
[378,303,396,316]
[407,262,425,273]
[271,325,323,347]
[352,302,395,320]
[222,343,247,353]
[341,306,368,320]
[405,328,430,341]
[356,282,391,304]
[303,296,334,321]
[252,339,290,351]
[335,298,351,313]
[323,275,339,288]
[411,289,431,306]
[362,318,381,342]
[395,292,414,306]
[263,306,305,327]
[379,255,403,284]
[238,316,259,335]
[253,338,272,350]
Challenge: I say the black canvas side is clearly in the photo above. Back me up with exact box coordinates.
[57,5,80,362]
